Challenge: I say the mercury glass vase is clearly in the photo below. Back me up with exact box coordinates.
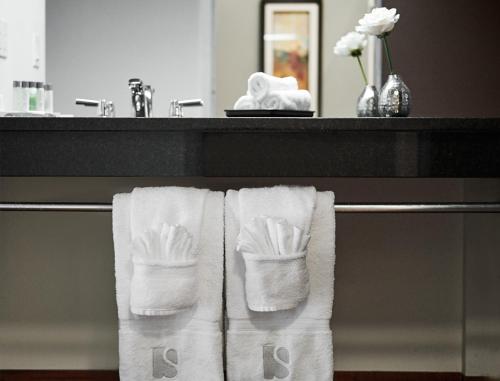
[356,85,379,117]
[378,74,411,117]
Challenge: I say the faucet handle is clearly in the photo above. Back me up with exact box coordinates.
[76,98,115,117]
[169,99,204,118]
[178,99,204,107]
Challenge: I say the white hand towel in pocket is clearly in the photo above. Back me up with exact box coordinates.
[130,223,198,316]
[238,216,311,312]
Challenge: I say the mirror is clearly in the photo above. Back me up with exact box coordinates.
[0,0,382,118]
[0,0,215,117]
[46,0,214,117]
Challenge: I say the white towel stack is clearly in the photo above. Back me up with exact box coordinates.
[233,72,312,111]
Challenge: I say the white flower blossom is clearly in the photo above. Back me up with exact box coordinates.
[356,7,400,37]
[333,31,367,57]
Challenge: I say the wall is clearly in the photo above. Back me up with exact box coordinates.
[0,0,45,111]
[463,180,500,378]
[0,178,464,371]
[383,0,500,117]
[378,1,500,373]
[46,0,214,117]
[215,0,373,117]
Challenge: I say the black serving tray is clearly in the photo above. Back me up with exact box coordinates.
[225,109,314,117]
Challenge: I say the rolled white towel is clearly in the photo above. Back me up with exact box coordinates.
[261,89,312,111]
[234,95,260,110]
[294,89,312,111]
[248,72,298,101]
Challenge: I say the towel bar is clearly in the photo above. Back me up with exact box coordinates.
[1,202,500,213]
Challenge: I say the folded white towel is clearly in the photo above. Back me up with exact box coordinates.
[234,95,260,110]
[237,186,316,312]
[130,187,207,316]
[225,186,335,380]
[113,187,224,381]
[130,187,207,255]
[261,89,312,111]
[238,216,311,311]
[248,72,298,101]
[238,186,316,231]
[130,223,198,316]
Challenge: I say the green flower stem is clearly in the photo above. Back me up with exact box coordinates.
[382,35,394,74]
[356,55,368,86]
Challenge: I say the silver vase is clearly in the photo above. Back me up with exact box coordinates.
[378,74,411,117]
[356,85,379,117]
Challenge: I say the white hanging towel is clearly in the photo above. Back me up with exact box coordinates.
[225,186,335,381]
[113,187,224,381]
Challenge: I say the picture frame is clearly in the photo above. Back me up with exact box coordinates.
[260,0,322,114]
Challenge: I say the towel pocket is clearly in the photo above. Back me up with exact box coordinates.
[242,252,309,311]
[238,216,311,312]
[130,223,198,316]
[130,260,198,316]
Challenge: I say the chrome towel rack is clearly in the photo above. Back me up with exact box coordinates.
[1,202,500,213]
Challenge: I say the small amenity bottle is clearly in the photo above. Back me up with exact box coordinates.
[21,82,30,111]
[12,81,22,112]
[36,82,45,112]
[28,82,37,111]
[44,83,54,114]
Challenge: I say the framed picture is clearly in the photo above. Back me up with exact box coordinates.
[260,0,322,114]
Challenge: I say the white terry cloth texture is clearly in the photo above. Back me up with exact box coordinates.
[247,72,298,101]
[238,216,311,312]
[237,187,316,312]
[225,186,336,381]
[234,94,261,110]
[113,187,224,381]
[130,187,207,316]
[233,72,312,111]
[131,223,198,316]
[260,89,312,111]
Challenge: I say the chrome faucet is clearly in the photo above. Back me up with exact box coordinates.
[75,98,115,117]
[169,99,204,117]
[129,78,154,117]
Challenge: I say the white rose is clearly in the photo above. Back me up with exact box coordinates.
[356,7,400,37]
[333,31,367,57]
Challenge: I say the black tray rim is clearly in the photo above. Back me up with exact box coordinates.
[225,109,315,117]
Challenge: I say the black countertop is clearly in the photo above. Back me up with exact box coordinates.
[1,117,499,177]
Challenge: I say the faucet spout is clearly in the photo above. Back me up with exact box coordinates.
[129,78,154,117]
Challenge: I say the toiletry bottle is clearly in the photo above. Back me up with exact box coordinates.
[44,84,54,114]
[12,81,21,112]
[28,82,37,111]
[36,82,45,112]
[21,81,30,112]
